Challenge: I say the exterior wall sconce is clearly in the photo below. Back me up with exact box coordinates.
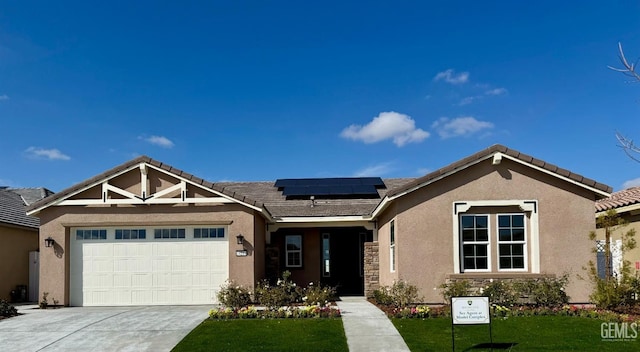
[44,237,55,248]
[236,234,244,245]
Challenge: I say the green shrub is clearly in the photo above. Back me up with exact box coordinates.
[255,271,302,310]
[217,280,252,309]
[0,300,17,317]
[373,280,420,308]
[482,280,519,306]
[517,275,569,307]
[439,280,472,303]
[303,282,336,305]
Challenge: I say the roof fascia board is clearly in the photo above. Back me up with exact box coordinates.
[275,215,371,223]
[499,153,611,198]
[269,219,376,231]
[371,152,611,219]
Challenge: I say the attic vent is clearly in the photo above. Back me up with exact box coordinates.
[274,177,385,200]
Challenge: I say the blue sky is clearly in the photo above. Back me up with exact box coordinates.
[1,1,640,193]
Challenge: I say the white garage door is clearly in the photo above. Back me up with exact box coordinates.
[70,227,228,306]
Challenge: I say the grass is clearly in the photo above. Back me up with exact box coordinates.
[393,316,639,351]
[172,318,348,352]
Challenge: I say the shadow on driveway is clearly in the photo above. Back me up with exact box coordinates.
[0,305,210,352]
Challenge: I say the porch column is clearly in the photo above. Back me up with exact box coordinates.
[363,242,379,297]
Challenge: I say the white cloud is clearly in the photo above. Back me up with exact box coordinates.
[416,168,431,175]
[142,135,174,148]
[431,116,494,139]
[485,88,507,96]
[25,147,71,160]
[433,69,469,85]
[622,177,640,189]
[341,111,430,147]
[0,94,9,100]
[458,96,477,106]
[353,162,394,177]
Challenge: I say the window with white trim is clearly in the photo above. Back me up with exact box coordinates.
[194,227,225,238]
[154,228,186,239]
[390,220,396,272]
[460,215,489,271]
[497,214,526,270]
[286,235,302,267]
[76,229,107,240]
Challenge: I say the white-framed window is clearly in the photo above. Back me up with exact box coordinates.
[390,220,396,272]
[115,229,146,240]
[153,228,186,239]
[286,235,302,267]
[497,214,527,271]
[194,227,225,238]
[460,214,490,272]
[76,229,107,240]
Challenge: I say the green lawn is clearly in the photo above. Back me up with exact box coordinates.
[172,319,348,352]
[393,316,640,351]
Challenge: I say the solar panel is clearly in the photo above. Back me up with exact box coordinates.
[275,177,385,198]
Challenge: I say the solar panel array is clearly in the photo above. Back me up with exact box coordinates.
[274,177,385,198]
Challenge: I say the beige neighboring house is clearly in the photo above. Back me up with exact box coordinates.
[26,145,611,306]
[595,187,640,277]
[0,187,53,302]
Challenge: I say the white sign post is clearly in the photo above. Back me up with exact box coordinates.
[451,296,492,351]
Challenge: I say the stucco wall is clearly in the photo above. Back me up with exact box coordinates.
[0,224,38,301]
[378,158,597,303]
[37,203,260,305]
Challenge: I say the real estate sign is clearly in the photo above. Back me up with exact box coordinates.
[451,296,490,325]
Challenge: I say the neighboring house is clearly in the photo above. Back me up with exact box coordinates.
[0,187,53,302]
[26,145,611,306]
[595,187,640,277]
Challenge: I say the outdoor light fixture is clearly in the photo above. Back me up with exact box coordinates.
[44,237,55,248]
[236,234,244,245]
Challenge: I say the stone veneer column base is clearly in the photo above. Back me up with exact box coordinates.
[364,241,380,298]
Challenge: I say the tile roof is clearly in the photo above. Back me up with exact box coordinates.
[0,188,47,229]
[387,144,612,198]
[215,178,413,217]
[26,144,612,219]
[595,187,640,212]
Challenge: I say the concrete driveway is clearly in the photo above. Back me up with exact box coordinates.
[0,305,210,352]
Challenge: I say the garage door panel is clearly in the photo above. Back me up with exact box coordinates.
[71,231,229,306]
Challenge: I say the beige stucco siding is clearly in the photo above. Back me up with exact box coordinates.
[0,225,38,301]
[379,158,596,303]
[594,211,640,271]
[37,203,261,306]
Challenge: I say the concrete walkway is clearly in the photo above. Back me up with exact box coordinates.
[336,296,410,352]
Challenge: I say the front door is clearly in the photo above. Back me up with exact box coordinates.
[320,228,372,295]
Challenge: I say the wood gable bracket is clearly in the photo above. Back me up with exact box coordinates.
[56,162,234,206]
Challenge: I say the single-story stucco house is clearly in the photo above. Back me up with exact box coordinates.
[26,144,612,306]
[0,187,53,302]
[595,187,640,277]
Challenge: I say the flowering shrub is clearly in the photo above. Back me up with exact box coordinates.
[255,271,303,310]
[372,280,421,308]
[216,280,252,309]
[208,304,341,320]
[303,282,336,306]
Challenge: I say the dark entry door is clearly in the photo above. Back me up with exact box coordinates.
[320,228,372,295]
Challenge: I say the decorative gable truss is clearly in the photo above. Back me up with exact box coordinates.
[55,163,236,206]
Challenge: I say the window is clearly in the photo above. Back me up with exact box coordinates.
[390,220,396,272]
[154,228,186,239]
[115,229,146,240]
[497,214,526,270]
[286,235,302,267]
[322,233,330,277]
[460,215,489,271]
[76,229,107,240]
[194,228,225,238]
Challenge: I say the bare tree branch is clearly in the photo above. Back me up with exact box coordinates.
[616,131,640,162]
[608,42,640,82]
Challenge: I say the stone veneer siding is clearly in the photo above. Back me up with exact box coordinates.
[364,242,380,297]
